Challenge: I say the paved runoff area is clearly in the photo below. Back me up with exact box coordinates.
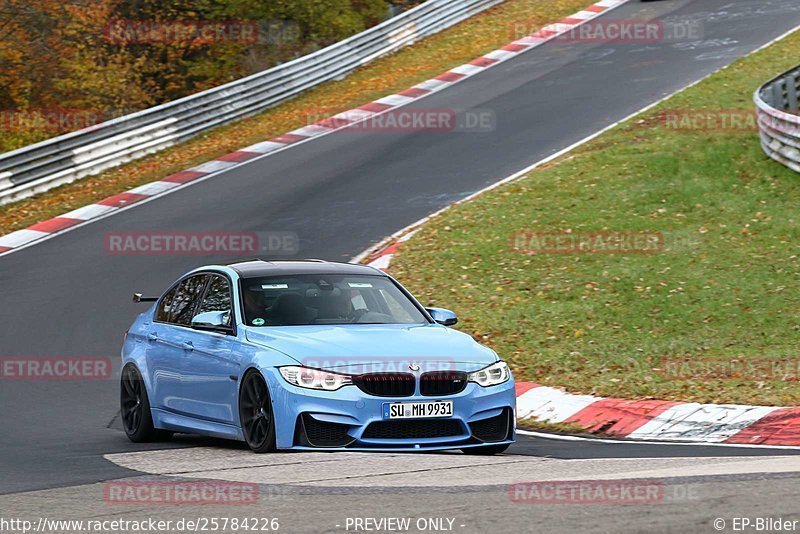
[2,438,800,534]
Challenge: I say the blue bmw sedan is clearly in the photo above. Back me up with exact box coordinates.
[121,260,516,454]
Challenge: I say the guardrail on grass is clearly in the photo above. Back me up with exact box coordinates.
[0,0,503,206]
[756,65,800,173]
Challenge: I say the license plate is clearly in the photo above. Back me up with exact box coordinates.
[382,401,453,420]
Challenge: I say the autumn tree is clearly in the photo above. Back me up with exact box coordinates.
[0,0,396,150]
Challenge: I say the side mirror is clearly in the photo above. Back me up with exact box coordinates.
[191,311,232,333]
[426,307,458,326]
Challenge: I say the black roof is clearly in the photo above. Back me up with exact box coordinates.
[225,259,385,278]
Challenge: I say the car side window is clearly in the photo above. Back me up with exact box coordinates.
[156,274,209,326]
[155,285,178,323]
[172,275,210,325]
[196,274,233,326]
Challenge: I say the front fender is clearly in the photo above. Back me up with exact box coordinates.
[236,348,303,447]
[120,309,155,397]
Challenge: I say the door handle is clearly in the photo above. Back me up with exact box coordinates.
[181,341,194,351]
[147,332,159,341]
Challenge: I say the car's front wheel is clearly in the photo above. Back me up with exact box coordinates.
[239,370,277,453]
[120,364,172,442]
[461,443,510,455]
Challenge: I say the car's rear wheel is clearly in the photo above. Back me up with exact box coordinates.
[120,364,172,442]
[239,370,277,453]
[461,443,510,455]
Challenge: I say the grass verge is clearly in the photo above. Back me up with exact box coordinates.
[390,30,800,406]
[516,418,593,436]
[0,0,591,236]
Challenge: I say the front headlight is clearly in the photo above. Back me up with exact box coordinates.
[279,366,353,391]
[468,361,511,387]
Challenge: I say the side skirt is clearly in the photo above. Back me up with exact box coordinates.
[152,408,245,441]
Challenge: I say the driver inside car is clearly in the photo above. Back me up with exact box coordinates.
[315,288,354,322]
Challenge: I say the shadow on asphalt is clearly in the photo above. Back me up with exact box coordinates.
[107,426,800,460]
[510,433,800,459]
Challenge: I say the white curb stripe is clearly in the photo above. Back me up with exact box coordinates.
[367,254,394,270]
[570,11,596,20]
[290,125,334,137]
[127,180,182,196]
[0,229,51,248]
[627,404,781,442]
[187,160,238,173]
[242,141,286,154]
[516,386,601,423]
[483,50,518,61]
[514,36,549,46]
[374,94,417,107]
[397,229,419,243]
[414,79,454,92]
[61,204,117,221]
[333,109,375,122]
[450,64,486,76]
[541,23,570,34]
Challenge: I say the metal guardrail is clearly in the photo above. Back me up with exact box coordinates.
[756,65,800,173]
[0,0,503,205]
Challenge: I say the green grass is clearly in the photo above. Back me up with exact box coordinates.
[390,29,800,407]
[516,418,592,435]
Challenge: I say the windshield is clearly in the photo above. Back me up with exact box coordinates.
[240,274,428,326]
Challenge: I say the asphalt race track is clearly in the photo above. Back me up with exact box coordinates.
[3,0,800,531]
[3,435,800,533]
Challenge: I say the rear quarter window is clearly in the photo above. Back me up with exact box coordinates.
[156,274,209,325]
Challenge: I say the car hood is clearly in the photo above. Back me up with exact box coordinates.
[243,324,498,374]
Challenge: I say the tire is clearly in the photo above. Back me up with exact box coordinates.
[461,443,510,455]
[120,364,172,442]
[239,370,277,453]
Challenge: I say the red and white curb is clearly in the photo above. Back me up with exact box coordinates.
[0,0,629,257]
[515,383,800,446]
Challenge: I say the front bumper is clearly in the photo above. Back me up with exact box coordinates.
[264,368,516,450]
